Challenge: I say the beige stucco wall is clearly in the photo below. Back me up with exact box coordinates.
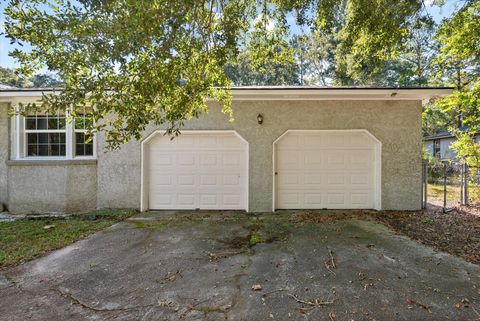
[0,102,9,208]
[7,162,97,214]
[97,99,423,212]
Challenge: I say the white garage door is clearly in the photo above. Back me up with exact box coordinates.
[148,131,248,210]
[275,130,380,210]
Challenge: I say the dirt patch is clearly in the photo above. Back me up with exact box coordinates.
[375,205,480,265]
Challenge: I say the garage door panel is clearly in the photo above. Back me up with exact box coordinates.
[198,135,218,147]
[326,151,346,168]
[327,173,345,185]
[178,194,196,206]
[177,174,195,186]
[351,193,370,206]
[222,152,241,166]
[199,194,218,206]
[149,132,247,210]
[277,151,299,169]
[197,175,216,186]
[350,173,371,185]
[276,131,379,210]
[304,193,322,206]
[150,153,174,166]
[223,194,242,206]
[326,134,345,147]
[199,153,218,166]
[304,151,323,166]
[151,194,173,206]
[223,175,240,186]
[177,153,195,165]
[151,174,172,185]
[304,173,322,185]
[326,193,346,205]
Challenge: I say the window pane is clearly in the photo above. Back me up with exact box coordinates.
[85,116,93,128]
[38,145,48,156]
[76,118,85,129]
[48,117,59,130]
[27,145,37,156]
[75,132,93,156]
[39,133,48,144]
[85,143,93,156]
[49,133,60,144]
[76,144,84,156]
[50,144,60,156]
[37,116,47,130]
[27,133,37,144]
[26,117,37,130]
[75,132,85,144]
[58,117,66,129]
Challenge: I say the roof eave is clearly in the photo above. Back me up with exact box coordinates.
[0,87,454,102]
[229,88,453,101]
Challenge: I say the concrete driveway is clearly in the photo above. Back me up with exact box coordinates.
[1,211,479,321]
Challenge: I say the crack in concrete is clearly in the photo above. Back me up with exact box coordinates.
[53,287,160,314]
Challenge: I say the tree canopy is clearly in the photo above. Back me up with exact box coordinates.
[4,0,442,148]
[3,0,479,159]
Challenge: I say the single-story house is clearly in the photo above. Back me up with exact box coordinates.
[0,87,452,214]
[423,127,479,160]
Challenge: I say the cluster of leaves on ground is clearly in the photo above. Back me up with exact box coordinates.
[290,206,480,265]
[375,206,480,265]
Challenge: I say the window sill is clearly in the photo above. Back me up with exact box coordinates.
[6,159,97,166]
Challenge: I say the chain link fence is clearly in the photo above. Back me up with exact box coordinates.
[422,161,480,212]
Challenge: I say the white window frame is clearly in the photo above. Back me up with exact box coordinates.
[11,107,96,160]
[433,139,441,158]
[72,113,97,159]
[24,113,67,158]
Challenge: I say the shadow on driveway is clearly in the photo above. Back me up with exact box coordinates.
[1,210,479,321]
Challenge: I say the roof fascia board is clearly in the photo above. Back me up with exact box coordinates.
[0,88,453,102]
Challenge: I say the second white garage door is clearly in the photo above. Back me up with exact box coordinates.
[148,131,248,210]
[274,130,381,210]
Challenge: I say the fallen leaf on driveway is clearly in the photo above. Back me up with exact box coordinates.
[252,284,262,291]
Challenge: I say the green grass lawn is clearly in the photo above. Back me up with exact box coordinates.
[428,183,480,202]
[428,183,461,201]
[0,209,137,268]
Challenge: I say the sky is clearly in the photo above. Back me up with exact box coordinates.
[0,0,462,71]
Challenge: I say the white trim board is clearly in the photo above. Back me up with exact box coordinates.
[272,129,382,211]
[140,130,250,212]
[1,88,453,102]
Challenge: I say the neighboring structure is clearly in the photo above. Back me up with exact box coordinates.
[0,87,452,214]
[423,127,480,160]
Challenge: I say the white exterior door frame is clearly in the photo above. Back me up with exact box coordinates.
[141,130,249,212]
[272,129,382,211]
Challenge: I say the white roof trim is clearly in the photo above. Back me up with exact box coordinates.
[0,87,453,102]
[229,88,453,101]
